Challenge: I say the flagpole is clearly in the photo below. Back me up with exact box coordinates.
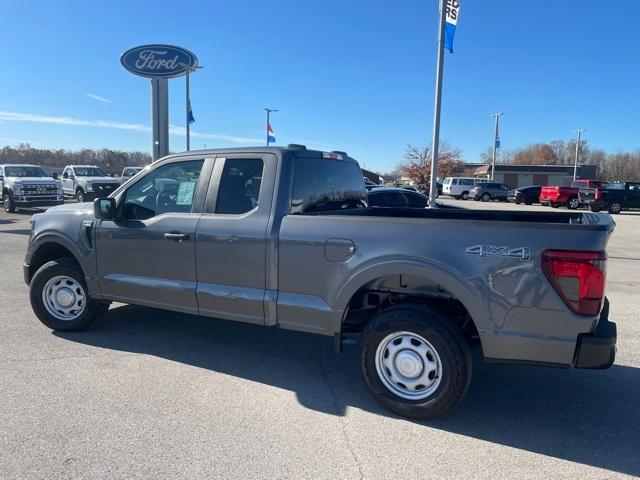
[428,0,447,208]
[265,108,278,146]
[491,112,503,180]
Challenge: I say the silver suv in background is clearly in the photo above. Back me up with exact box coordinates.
[0,164,63,213]
[60,165,121,203]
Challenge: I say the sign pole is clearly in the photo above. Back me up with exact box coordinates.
[186,67,191,151]
[428,0,447,208]
[151,78,169,161]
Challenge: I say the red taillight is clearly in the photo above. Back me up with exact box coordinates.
[542,250,607,316]
[595,189,601,200]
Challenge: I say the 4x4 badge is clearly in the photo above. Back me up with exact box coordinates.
[465,245,531,261]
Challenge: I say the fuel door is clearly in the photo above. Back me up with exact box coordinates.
[325,238,356,262]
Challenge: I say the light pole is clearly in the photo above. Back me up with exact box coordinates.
[265,108,278,146]
[490,112,504,180]
[573,129,586,180]
[178,63,203,151]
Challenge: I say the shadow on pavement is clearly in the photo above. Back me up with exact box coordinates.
[56,304,640,477]
[0,228,31,235]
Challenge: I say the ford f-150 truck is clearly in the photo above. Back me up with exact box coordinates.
[23,146,617,419]
[539,180,606,209]
[61,165,121,203]
[1,164,64,213]
[579,181,640,214]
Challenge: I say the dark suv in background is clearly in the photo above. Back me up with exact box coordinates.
[469,182,510,201]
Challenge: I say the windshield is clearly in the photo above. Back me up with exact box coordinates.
[5,166,49,177]
[74,167,107,177]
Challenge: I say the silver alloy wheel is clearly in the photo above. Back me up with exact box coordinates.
[461,192,469,200]
[42,275,86,321]
[610,202,621,213]
[568,197,580,209]
[375,331,443,400]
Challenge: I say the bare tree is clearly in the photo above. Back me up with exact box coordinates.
[399,142,464,184]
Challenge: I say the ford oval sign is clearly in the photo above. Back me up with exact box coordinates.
[121,44,198,78]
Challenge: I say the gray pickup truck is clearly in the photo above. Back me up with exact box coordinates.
[1,164,64,213]
[23,146,617,418]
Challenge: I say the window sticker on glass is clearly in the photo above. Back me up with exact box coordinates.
[176,181,196,206]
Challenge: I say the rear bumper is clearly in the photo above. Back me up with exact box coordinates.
[574,318,617,369]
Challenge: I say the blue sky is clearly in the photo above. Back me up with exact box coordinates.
[1,0,638,172]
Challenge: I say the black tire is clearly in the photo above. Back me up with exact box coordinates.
[29,258,108,331]
[515,199,522,205]
[608,202,622,214]
[481,193,490,202]
[567,196,580,210]
[360,303,472,419]
[3,192,15,213]
[76,189,85,203]
[589,205,601,213]
[453,195,461,200]
[551,203,560,208]
[525,201,533,206]
[461,191,469,200]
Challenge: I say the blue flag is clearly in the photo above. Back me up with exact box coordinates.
[188,100,195,124]
[495,137,501,149]
[444,1,460,53]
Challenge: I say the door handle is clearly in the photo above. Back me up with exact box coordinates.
[164,232,190,242]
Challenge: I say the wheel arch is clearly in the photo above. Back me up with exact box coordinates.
[335,259,489,350]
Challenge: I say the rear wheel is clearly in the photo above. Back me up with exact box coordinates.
[525,201,533,206]
[567,197,580,210]
[360,304,472,419]
[515,199,522,205]
[29,258,108,331]
[589,205,601,213]
[551,203,560,208]
[608,202,622,214]
[461,191,469,200]
[481,193,491,202]
[3,192,15,213]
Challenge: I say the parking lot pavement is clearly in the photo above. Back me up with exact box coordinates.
[1,203,639,479]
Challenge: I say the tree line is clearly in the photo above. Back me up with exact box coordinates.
[0,143,151,174]
[386,140,640,184]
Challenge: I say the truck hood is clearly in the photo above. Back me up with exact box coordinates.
[7,177,59,185]
[44,202,94,215]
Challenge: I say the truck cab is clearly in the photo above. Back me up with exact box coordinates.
[0,164,63,213]
[61,165,121,203]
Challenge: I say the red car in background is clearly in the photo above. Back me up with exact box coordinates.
[539,180,607,209]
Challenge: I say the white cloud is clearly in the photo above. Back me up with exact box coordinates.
[0,110,262,144]
[85,92,112,103]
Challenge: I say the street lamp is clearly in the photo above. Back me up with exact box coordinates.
[178,63,204,151]
[573,129,586,180]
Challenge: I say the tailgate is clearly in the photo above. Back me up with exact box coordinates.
[579,188,597,203]
[540,186,559,201]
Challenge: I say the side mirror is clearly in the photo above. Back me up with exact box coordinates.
[51,172,58,180]
[62,172,68,179]
[94,198,116,220]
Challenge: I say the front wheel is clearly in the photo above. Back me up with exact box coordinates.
[360,304,472,419]
[481,193,491,202]
[589,205,601,213]
[3,192,15,213]
[29,258,108,331]
[76,189,85,203]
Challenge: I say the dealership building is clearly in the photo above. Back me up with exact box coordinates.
[465,164,597,189]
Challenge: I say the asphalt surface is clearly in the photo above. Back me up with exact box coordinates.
[1,200,639,479]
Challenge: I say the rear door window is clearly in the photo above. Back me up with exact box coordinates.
[215,158,264,214]
[292,158,367,214]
